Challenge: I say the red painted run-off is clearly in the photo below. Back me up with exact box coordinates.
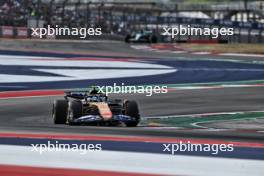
[0,132,264,148]
[0,90,64,99]
[0,164,164,176]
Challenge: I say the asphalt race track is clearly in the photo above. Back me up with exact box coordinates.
[1,87,264,140]
[0,42,264,141]
[1,41,264,176]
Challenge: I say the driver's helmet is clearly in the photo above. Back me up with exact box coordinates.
[90,87,99,95]
[89,96,102,102]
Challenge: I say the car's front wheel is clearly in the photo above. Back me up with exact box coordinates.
[52,100,68,124]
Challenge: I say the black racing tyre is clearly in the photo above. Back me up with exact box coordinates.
[150,35,157,43]
[67,101,82,124]
[125,34,131,43]
[124,100,140,127]
[52,100,68,124]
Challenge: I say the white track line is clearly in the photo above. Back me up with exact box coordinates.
[219,53,264,58]
[0,145,263,176]
[146,111,264,119]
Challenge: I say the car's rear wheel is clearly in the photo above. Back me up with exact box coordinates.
[67,101,82,125]
[150,35,157,43]
[52,100,68,124]
[125,34,131,43]
[124,100,140,127]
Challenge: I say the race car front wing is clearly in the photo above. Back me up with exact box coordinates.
[71,114,137,126]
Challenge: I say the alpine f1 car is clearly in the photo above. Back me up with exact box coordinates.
[52,88,140,127]
[125,30,157,43]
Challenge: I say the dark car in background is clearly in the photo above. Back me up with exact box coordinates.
[125,30,158,43]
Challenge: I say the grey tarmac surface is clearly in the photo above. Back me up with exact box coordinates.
[1,87,264,141]
[0,41,264,141]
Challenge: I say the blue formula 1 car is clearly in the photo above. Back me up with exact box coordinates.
[52,88,140,127]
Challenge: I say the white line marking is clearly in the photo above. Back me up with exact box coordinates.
[146,111,264,119]
[168,83,264,91]
[0,56,170,68]
[171,51,187,54]
[219,53,264,58]
[0,68,177,83]
[0,145,263,176]
[191,117,262,129]
[0,55,176,83]
[191,52,212,55]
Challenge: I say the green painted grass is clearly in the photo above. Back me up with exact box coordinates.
[147,112,264,128]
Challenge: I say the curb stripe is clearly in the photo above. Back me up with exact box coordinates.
[0,90,64,99]
[0,164,164,176]
[131,45,264,58]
